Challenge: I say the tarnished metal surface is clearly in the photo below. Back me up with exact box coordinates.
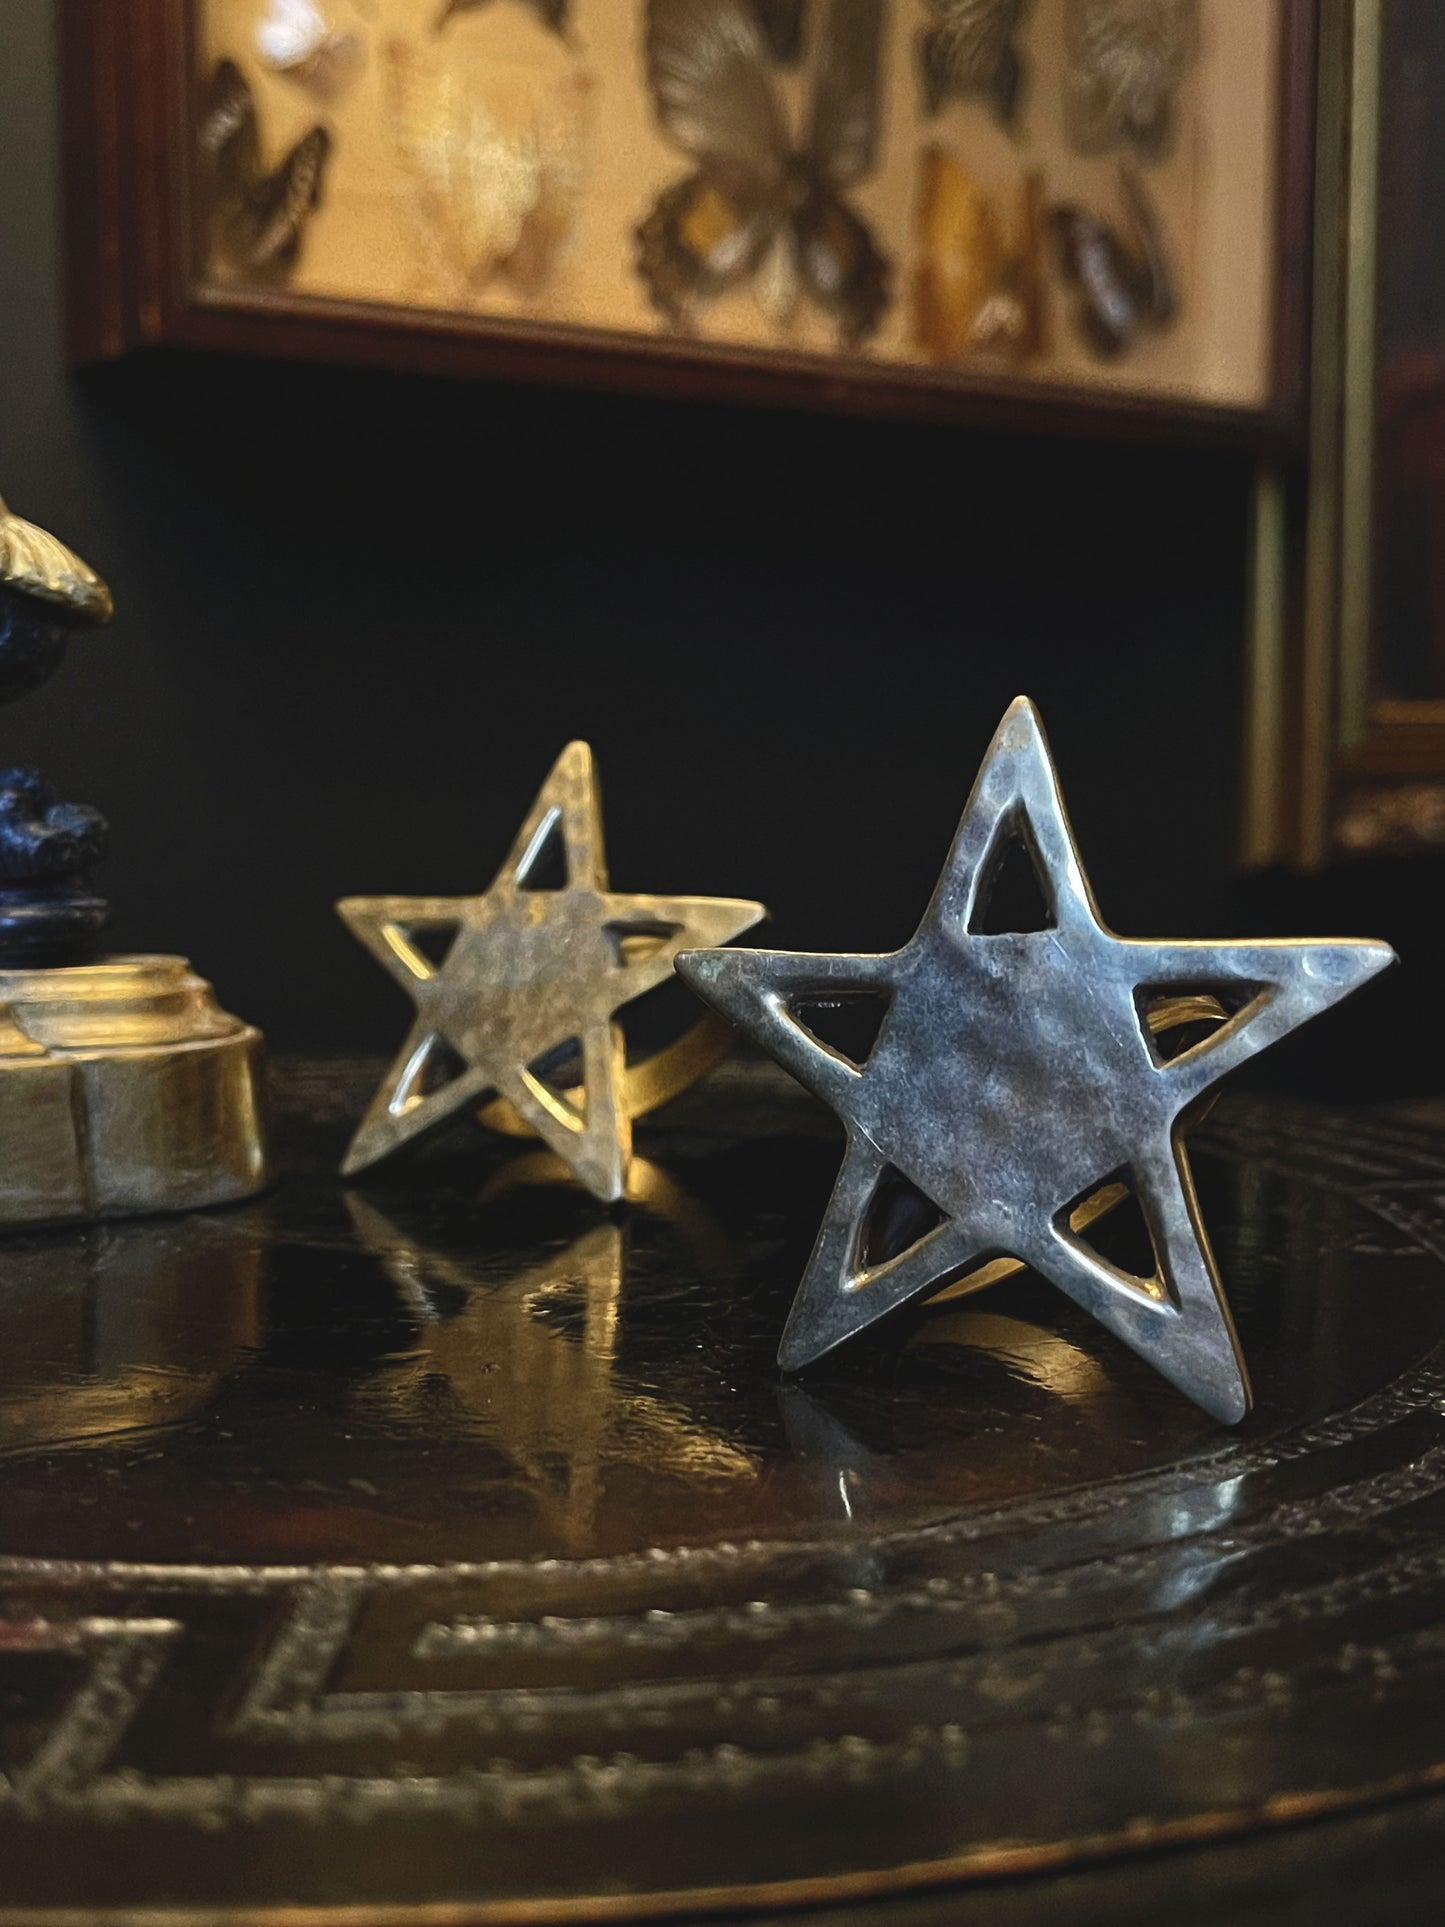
[338,742,765,1201]
[4,1060,1445,1919]
[0,495,112,625]
[0,955,269,1225]
[678,699,1394,1421]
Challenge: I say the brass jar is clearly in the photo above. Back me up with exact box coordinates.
[0,954,269,1225]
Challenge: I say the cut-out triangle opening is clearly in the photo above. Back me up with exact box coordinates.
[605,918,680,968]
[968,809,1056,934]
[1134,982,1267,1068]
[391,1032,470,1116]
[517,809,569,891]
[404,921,463,971]
[859,1163,949,1273]
[784,990,892,1071]
[1055,1169,1168,1303]
[525,1036,585,1120]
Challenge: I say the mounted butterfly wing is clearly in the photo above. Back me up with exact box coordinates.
[385,24,588,302]
[1051,165,1174,358]
[256,0,364,103]
[1065,0,1198,162]
[919,0,1031,130]
[197,60,331,283]
[198,59,261,218]
[914,150,1045,363]
[750,0,806,63]
[636,0,792,328]
[795,0,890,345]
[637,0,890,347]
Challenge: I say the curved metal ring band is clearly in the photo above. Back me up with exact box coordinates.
[475,1011,737,1139]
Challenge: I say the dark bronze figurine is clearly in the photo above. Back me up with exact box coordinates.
[0,495,114,964]
[0,491,268,1225]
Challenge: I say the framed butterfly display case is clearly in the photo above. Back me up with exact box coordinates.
[64,0,1315,439]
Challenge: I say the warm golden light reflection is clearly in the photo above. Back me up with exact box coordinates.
[345,1157,757,1551]
[911,1307,1113,1405]
[0,1230,264,1454]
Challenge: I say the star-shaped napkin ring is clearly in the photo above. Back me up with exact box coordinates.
[677,698,1395,1423]
[338,743,766,1202]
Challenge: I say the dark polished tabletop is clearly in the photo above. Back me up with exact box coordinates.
[3,1058,1445,1922]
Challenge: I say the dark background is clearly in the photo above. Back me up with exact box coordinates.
[1376,0,1445,700]
[0,1,1427,1087]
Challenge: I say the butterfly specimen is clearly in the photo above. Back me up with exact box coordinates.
[918,0,1030,129]
[435,0,571,31]
[1050,165,1175,358]
[751,0,807,63]
[913,149,1044,363]
[638,0,889,347]
[386,22,591,303]
[255,0,363,103]
[1065,0,1198,160]
[197,60,331,283]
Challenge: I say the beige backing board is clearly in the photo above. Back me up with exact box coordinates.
[197,0,1282,406]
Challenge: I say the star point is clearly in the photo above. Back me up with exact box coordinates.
[679,699,1395,1422]
[339,744,766,1201]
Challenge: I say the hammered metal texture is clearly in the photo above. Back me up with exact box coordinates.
[338,741,765,1201]
[0,956,269,1225]
[678,699,1394,1421]
[4,1060,1445,1920]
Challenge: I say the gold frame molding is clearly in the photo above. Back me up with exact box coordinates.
[1245,0,1445,864]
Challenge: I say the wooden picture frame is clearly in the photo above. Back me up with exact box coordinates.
[1243,0,1445,865]
[61,1,1318,444]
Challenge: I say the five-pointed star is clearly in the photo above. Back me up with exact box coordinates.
[338,742,765,1201]
[676,698,1395,1422]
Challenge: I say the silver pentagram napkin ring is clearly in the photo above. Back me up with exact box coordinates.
[678,696,1395,1424]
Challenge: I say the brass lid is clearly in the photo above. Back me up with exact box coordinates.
[0,955,245,1053]
[0,495,113,626]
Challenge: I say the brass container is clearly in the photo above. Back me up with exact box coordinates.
[0,954,269,1226]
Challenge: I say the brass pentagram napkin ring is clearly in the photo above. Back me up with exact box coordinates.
[677,696,1396,1424]
[474,1007,737,1138]
[338,742,766,1203]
